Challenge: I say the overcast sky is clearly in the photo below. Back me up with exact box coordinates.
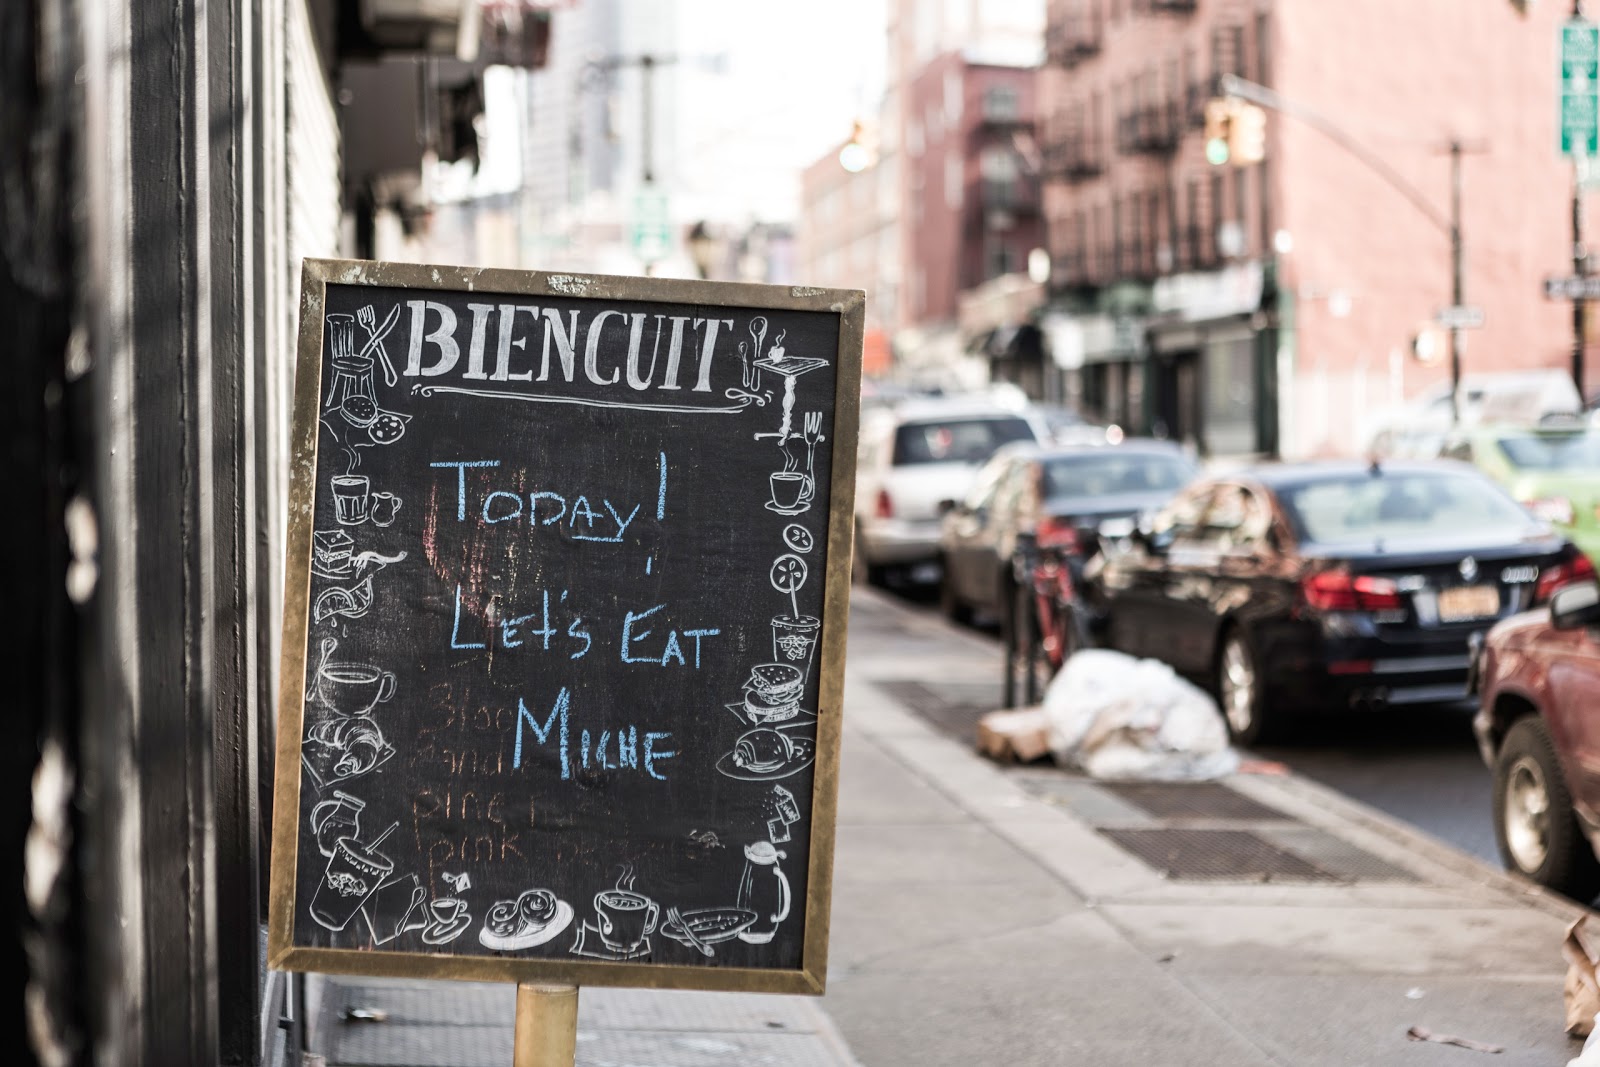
[670,0,889,222]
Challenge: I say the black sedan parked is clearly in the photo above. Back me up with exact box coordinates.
[1077,460,1593,744]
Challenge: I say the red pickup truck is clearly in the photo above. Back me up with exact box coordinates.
[1473,579,1600,899]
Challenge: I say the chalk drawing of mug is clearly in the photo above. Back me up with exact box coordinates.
[767,472,814,515]
[595,889,658,955]
[316,661,396,718]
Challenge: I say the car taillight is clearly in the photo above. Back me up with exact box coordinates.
[1526,496,1575,526]
[1035,515,1081,553]
[1535,552,1597,603]
[1302,571,1402,612]
[875,489,893,519]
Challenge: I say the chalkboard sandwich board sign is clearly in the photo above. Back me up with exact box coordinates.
[268,260,863,996]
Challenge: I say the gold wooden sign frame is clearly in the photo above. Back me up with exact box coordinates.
[268,259,863,995]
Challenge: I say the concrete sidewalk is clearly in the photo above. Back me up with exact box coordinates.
[312,586,1591,1066]
[828,587,1588,1066]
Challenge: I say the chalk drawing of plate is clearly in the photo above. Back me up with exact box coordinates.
[662,907,757,948]
[478,900,574,951]
[752,356,828,377]
[764,501,811,516]
[715,733,815,782]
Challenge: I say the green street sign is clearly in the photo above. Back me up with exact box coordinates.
[631,187,672,263]
[1562,18,1600,156]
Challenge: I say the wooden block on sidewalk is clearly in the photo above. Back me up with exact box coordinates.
[976,707,1052,764]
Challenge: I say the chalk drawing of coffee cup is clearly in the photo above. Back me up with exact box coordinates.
[770,614,821,682]
[310,835,394,932]
[768,472,812,514]
[316,661,396,718]
[368,492,400,528]
[595,889,658,956]
[332,475,371,526]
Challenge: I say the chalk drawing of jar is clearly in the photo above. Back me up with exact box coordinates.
[735,841,790,945]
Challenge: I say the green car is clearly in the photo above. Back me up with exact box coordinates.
[1441,422,1600,562]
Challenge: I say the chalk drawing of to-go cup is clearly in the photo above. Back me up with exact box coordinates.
[309,824,396,933]
[735,841,790,945]
[331,474,400,527]
[770,614,820,683]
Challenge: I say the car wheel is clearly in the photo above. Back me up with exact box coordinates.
[938,555,972,625]
[1217,628,1273,747]
[852,524,885,586]
[1493,716,1600,900]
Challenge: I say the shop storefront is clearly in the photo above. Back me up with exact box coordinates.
[1146,262,1278,459]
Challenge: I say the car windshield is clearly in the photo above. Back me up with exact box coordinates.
[1042,452,1193,498]
[1280,470,1534,544]
[1495,431,1600,470]
[891,417,1035,465]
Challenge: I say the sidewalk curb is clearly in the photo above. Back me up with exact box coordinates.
[849,581,1593,923]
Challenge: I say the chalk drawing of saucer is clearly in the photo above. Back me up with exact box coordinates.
[478,900,573,951]
[764,501,812,516]
[569,922,652,961]
[420,911,472,946]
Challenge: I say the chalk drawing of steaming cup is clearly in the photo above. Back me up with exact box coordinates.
[311,638,396,717]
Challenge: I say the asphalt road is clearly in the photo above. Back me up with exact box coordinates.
[878,575,1505,867]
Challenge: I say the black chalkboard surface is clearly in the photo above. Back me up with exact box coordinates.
[268,261,862,994]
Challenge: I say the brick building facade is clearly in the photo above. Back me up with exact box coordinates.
[1041,0,1588,457]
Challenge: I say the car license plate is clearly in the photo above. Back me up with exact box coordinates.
[1438,584,1499,622]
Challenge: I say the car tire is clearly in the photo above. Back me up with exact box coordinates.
[852,524,885,587]
[1492,716,1600,900]
[938,555,972,625]
[1217,627,1273,747]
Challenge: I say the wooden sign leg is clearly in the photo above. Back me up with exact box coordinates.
[513,984,579,1067]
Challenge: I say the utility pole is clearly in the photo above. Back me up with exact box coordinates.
[1576,0,1591,402]
[1576,149,1588,400]
[1219,74,1487,426]
[1450,140,1465,425]
[1441,139,1490,424]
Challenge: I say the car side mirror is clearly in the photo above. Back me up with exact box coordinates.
[937,499,961,517]
[1551,580,1600,630]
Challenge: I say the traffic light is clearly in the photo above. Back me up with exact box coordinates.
[1228,103,1266,165]
[1204,99,1232,165]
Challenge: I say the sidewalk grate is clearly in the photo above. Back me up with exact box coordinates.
[875,679,1004,743]
[1100,828,1344,883]
[1258,825,1421,884]
[1098,781,1294,822]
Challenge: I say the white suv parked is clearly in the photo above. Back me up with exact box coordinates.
[852,399,1047,583]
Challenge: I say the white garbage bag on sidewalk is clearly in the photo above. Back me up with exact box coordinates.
[1042,648,1239,781]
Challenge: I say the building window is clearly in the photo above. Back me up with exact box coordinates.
[983,85,1020,122]
[947,69,965,125]
[979,145,1019,208]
